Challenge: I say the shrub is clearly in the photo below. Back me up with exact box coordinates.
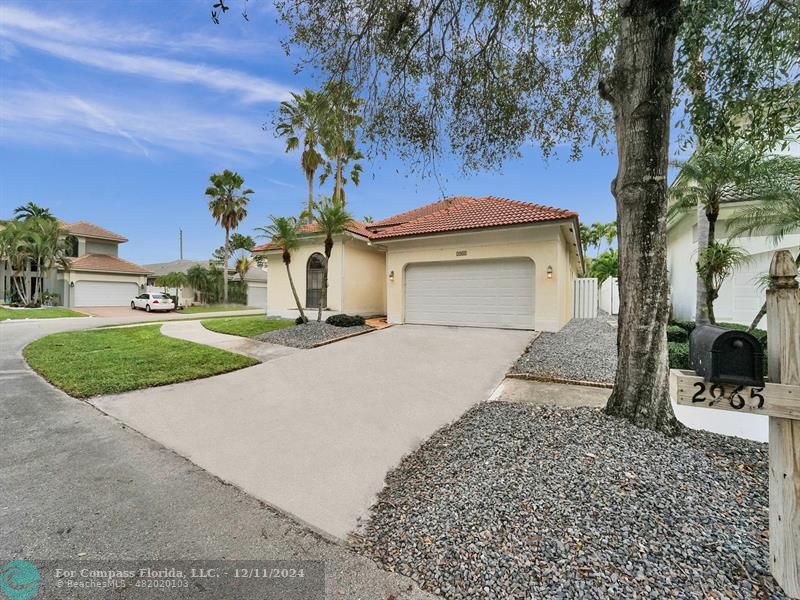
[669,319,696,335]
[325,314,366,327]
[666,325,688,343]
[295,315,309,325]
[668,342,690,370]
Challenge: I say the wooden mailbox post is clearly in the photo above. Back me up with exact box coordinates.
[673,250,800,598]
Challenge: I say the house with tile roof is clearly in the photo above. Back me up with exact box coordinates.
[0,219,151,307]
[252,196,584,331]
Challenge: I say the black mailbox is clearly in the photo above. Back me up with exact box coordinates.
[689,325,765,387]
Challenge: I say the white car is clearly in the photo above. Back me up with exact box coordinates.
[131,293,175,312]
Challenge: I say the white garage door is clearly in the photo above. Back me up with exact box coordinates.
[74,281,139,307]
[405,259,535,329]
[248,285,268,309]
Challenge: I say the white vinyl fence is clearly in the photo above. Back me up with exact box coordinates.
[599,277,619,315]
[573,277,598,319]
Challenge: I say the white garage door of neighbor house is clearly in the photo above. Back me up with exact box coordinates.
[405,259,535,329]
[74,281,139,307]
[248,285,268,309]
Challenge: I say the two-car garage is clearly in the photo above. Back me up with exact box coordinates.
[73,281,141,307]
[404,259,536,329]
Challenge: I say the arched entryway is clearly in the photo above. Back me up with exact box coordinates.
[306,253,325,308]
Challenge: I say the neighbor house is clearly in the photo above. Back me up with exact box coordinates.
[667,191,800,328]
[0,220,151,307]
[143,258,269,308]
[252,196,584,331]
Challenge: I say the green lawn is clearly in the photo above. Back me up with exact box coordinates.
[179,304,254,314]
[201,315,294,338]
[0,307,87,321]
[24,325,258,398]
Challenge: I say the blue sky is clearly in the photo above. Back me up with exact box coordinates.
[0,0,625,264]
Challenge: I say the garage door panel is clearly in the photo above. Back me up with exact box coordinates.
[405,259,534,329]
[74,281,139,307]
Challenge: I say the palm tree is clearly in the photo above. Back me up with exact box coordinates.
[156,272,189,305]
[314,197,353,321]
[728,172,800,330]
[186,264,210,304]
[235,255,254,282]
[0,220,31,305]
[14,202,55,221]
[26,217,65,304]
[205,170,253,304]
[589,249,618,285]
[319,80,363,205]
[256,216,306,322]
[275,89,326,223]
[669,142,797,323]
[696,241,750,324]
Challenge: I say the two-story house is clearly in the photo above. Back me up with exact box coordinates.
[0,220,151,308]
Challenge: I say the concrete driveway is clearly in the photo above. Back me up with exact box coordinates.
[92,325,531,539]
[75,305,263,319]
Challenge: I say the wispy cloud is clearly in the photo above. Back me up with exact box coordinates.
[0,88,284,162]
[0,5,293,103]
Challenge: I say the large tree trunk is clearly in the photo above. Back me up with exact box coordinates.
[223,229,229,304]
[601,0,683,436]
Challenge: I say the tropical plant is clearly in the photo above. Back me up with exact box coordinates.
[1,210,66,305]
[275,89,327,223]
[589,249,619,285]
[235,255,255,282]
[314,197,353,321]
[696,241,749,324]
[14,201,55,221]
[205,169,253,304]
[579,221,617,259]
[727,166,800,330]
[318,80,363,205]
[156,271,189,304]
[669,144,798,324]
[186,264,210,304]
[256,216,306,321]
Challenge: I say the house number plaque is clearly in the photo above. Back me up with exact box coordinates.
[456,250,467,256]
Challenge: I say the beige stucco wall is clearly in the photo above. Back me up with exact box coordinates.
[342,239,386,315]
[382,223,578,332]
[262,237,345,315]
[85,240,119,256]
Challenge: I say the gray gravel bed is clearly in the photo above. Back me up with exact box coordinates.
[354,402,780,599]
[511,317,617,383]
[256,320,372,349]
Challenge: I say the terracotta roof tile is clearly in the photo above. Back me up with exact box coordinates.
[66,254,151,274]
[60,221,128,242]
[370,196,577,240]
[251,221,374,252]
[251,197,578,249]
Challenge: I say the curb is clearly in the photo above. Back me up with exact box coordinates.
[505,372,614,389]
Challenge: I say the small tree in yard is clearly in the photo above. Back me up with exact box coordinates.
[695,242,749,324]
[214,0,799,435]
[186,264,210,304]
[256,216,306,322]
[205,169,253,304]
[589,249,619,286]
[314,197,353,322]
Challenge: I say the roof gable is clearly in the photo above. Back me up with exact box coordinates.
[60,220,128,242]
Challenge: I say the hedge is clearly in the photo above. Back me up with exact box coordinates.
[666,325,688,343]
[326,314,366,327]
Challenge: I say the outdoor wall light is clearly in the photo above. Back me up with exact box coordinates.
[546,266,553,279]
[69,281,74,288]
[389,270,395,282]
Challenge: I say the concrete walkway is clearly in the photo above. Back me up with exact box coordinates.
[1,318,437,600]
[91,325,532,539]
[160,319,299,362]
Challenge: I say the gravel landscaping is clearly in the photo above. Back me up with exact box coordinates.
[256,320,373,349]
[511,317,617,384]
[354,402,781,599]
